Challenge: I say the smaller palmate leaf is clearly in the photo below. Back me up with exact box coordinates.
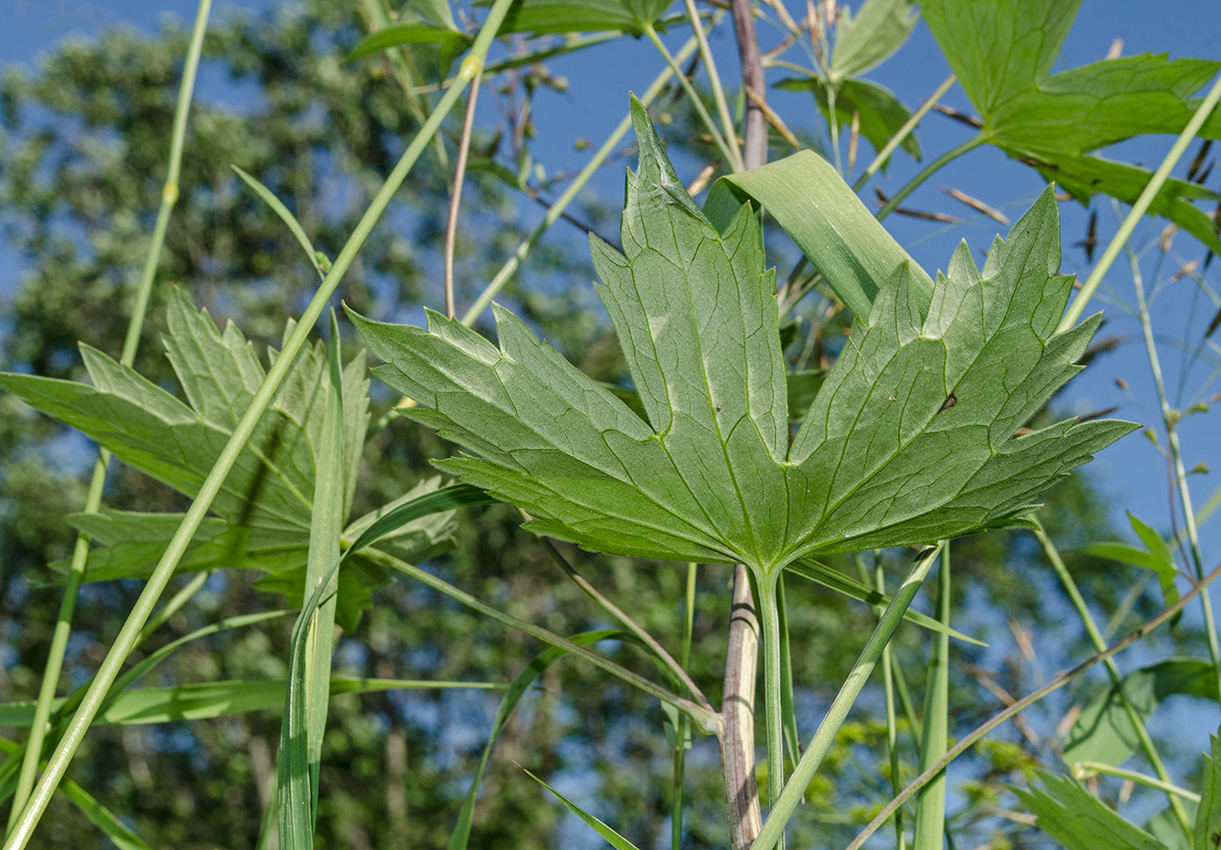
[1016,772,1172,850]
[920,0,1221,251]
[351,99,1135,578]
[830,0,917,81]
[0,288,393,625]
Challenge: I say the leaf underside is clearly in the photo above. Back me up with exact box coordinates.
[351,98,1136,578]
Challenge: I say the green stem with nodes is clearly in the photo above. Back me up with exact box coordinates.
[1129,250,1221,706]
[644,24,741,173]
[844,558,1221,850]
[1059,70,1221,330]
[756,570,785,850]
[853,74,955,192]
[4,0,214,835]
[875,135,985,222]
[681,0,743,172]
[1071,761,1201,804]
[751,545,942,850]
[459,26,709,327]
[1032,518,1193,839]
[0,5,516,846]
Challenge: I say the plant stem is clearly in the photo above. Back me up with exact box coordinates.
[459,28,707,327]
[444,64,483,319]
[644,24,741,172]
[721,564,763,849]
[844,558,1221,850]
[722,6,770,843]
[682,0,744,172]
[1130,256,1221,706]
[4,0,213,835]
[752,546,942,850]
[1032,519,1194,839]
[732,0,767,171]
[0,6,515,846]
[1071,761,1201,804]
[853,74,955,192]
[1058,70,1221,330]
[757,571,785,850]
[875,135,984,222]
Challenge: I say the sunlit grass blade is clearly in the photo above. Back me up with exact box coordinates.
[786,559,981,645]
[447,630,620,850]
[524,768,645,850]
[232,165,328,277]
[912,542,950,850]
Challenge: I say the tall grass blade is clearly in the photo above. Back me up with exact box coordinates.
[912,542,950,849]
[278,313,346,847]
[524,768,645,850]
[447,630,620,850]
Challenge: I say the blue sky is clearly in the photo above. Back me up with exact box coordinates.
[3,0,1220,565]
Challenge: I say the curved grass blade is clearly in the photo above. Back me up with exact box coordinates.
[704,150,934,318]
[232,165,328,278]
[785,559,982,645]
[345,483,496,556]
[523,768,644,850]
[448,630,620,850]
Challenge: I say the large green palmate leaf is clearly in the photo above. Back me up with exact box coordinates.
[0,289,455,629]
[350,98,1135,578]
[921,0,1221,252]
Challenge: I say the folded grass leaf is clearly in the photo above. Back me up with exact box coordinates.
[921,0,1221,251]
[350,97,1135,581]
